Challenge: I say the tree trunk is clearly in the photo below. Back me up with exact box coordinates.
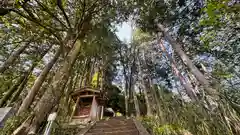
[141,82,153,116]
[129,44,138,116]
[157,24,218,97]
[66,59,81,104]
[7,73,29,107]
[124,76,129,117]
[32,71,55,109]
[147,77,163,118]
[118,47,129,116]
[84,58,91,86]
[72,65,81,90]
[137,55,152,116]
[133,85,140,117]
[128,76,134,116]
[0,74,27,107]
[142,50,162,116]
[128,83,134,117]
[79,59,87,88]
[66,62,81,115]
[17,48,61,114]
[64,67,76,116]
[0,38,34,73]
[96,65,101,88]
[1,42,50,107]
[12,40,82,135]
[158,39,198,100]
[89,58,96,85]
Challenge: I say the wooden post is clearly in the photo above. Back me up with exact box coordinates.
[90,96,99,121]
[100,66,104,91]
[100,106,104,120]
[89,58,96,85]
[43,112,57,135]
[70,97,80,121]
[96,67,100,88]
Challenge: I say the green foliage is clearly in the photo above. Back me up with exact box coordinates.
[154,124,188,135]
[133,28,152,44]
[0,0,240,134]
[139,87,239,135]
[105,85,125,114]
[0,111,29,135]
[212,70,233,79]
[142,117,192,135]
[224,89,240,107]
[199,0,240,47]
[200,0,228,27]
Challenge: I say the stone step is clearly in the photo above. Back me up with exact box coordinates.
[85,129,139,135]
[94,120,133,125]
[96,118,133,124]
[94,122,135,128]
[88,126,136,133]
[97,118,131,123]
[95,120,134,124]
[84,118,139,135]
[94,123,135,128]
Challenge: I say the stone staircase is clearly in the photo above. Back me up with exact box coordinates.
[84,117,140,135]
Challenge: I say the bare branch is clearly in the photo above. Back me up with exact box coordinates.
[35,0,68,29]
[57,0,72,30]
[85,0,99,13]
[12,9,63,44]
[75,0,86,29]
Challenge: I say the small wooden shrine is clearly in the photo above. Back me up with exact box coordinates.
[70,86,104,123]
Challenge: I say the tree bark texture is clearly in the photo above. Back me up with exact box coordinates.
[17,48,61,114]
[158,40,197,100]
[147,77,163,118]
[72,60,82,90]
[84,58,91,86]
[7,72,29,107]
[157,24,218,97]
[79,59,87,88]
[64,61,80,110]
[0,73,27,107]
[32,71,55,109]
[0,43,51,107]
[12,40,82,135]
[129,45,137,116]
[96,66,101,88]
[137,55,152,116]
[0,40,30,73]
[124,76,129,116]
[133,85,140,117]
[128,74,134,116]
[118,47,129,116]
[89,58,96,84]
[142,50,162,116]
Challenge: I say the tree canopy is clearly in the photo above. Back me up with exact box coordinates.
[0,0,240,135]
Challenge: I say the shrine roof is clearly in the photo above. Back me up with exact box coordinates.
[71,86,101,97]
